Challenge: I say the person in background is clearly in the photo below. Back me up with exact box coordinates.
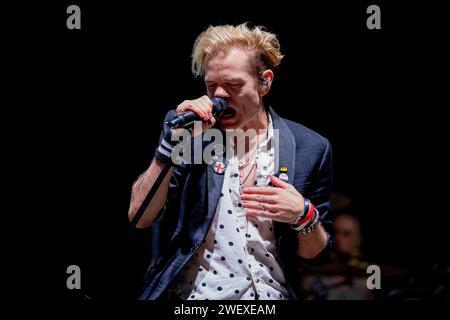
[300,212,373,300]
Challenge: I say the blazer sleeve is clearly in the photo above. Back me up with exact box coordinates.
[152,110,190,223]
[298,138,334,268]
[309,138,333,219]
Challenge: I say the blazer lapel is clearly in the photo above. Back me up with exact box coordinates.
[269,107,296,182]
[269,107,299,260]
[204,135,226,223]
[206,162,225,222]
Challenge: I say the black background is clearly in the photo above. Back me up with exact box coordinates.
[9,1,448,303]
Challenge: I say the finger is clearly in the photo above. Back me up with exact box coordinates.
[269,175,291,189]
[242,186,277,195]
[200,95,214,110]
[181,103,208,120]
[245,208,276,219]
[197,105,210,120]
[183,97,211,120]
[176,100,191,114]
[240,193,277,204]
[202,116,216,130]
[199,96,214,116]
[242,201,276,212]
[198,101,213,119]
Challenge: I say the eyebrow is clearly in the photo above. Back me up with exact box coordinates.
[205,78,244,83]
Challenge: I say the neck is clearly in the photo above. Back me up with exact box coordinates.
[234,106,269,155]
[242,105,268,132]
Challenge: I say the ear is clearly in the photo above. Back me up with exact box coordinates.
[258,69,274,96]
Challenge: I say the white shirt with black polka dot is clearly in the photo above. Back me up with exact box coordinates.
[170,115,290,300]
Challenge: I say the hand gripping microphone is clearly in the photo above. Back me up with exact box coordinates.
[166,97,229,129]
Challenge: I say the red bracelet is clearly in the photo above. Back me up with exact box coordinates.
[295,201,315,225]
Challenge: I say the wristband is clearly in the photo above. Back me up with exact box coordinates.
[291,208,320,234]
[155,131,180,164]
[296,201,315,226]
[290,198,315,226]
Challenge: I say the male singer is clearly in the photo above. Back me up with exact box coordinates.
[128,23,333,300]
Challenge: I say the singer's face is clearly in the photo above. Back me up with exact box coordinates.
[204,49,267,130]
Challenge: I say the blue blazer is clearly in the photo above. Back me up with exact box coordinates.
[139,107,333,300]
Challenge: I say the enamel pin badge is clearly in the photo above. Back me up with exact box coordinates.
[279,166,289,182]
[213,161,226,174]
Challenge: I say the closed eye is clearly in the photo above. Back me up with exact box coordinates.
[206,82,241,87]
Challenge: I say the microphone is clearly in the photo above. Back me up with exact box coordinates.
[166,97,229,129]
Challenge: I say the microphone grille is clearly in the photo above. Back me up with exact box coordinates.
[211,97,228,112]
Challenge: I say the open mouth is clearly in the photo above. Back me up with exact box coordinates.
[221,106,236,119]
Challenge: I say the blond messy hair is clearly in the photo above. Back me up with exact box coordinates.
[191,23,284,78]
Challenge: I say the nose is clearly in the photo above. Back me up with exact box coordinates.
[213,86,230,99]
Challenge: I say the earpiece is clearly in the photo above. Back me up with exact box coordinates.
[258,75,269,86]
